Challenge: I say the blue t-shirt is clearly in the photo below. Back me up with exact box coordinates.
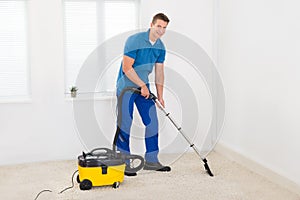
[116,29,166,93]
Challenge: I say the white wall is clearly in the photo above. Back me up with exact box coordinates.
[218,0,300,185]
[0,0,214,165]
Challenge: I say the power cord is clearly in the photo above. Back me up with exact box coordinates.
[33,170,78,200]
[34,190,52,200]
[58,170,78,193]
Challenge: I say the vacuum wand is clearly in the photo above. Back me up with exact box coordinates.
[127,87,214,177]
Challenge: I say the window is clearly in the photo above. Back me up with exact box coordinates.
[0,1,29,100]
[63,0,139,95]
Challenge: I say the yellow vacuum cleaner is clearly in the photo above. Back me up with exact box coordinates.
[77,148,143,190]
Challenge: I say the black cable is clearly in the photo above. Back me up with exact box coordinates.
[34,189,52,200]
[58,170,78,194]
[33,170,78,200]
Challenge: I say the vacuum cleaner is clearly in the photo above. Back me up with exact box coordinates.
[77,148,125,190]
[77,148,144,190]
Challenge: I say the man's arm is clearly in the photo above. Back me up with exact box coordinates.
[155,62,165,107]
[122,55,150,98]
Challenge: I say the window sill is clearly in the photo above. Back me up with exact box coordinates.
[64,91,116,101]
[0,96,32,104]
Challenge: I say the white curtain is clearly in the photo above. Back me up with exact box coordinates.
[0,1,29,99]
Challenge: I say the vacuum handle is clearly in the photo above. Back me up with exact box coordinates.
[125,87,157,101]
[125,87,167,110]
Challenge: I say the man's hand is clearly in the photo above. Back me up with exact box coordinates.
[157,98,165,108]
[141,85,150,99]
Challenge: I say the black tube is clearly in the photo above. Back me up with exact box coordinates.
[113,87,142,151]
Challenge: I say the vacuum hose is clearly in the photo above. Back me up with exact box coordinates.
[112,87,148,173]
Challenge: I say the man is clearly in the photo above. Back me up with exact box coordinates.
[115,13,170,176]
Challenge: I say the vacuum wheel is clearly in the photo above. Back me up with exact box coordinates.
[79,179,92,190]
[112,182,120,189]
[76,175,80,183]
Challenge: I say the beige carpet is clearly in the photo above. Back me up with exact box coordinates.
[0,151,299,200]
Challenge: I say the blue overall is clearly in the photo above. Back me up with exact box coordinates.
[116,88,159,162]
[115,29,166,163]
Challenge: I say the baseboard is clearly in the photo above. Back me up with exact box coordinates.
[214,142,300,196]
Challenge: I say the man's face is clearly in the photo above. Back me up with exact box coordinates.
[150,19,168,39]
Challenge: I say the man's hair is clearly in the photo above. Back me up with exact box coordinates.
[152,13,170,24]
